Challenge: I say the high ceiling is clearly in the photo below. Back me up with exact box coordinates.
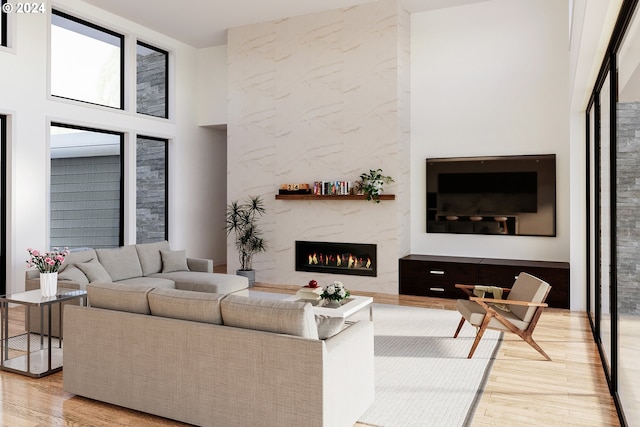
[81,0,489,47]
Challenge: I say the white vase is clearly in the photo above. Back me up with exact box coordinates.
[40,272,58,297]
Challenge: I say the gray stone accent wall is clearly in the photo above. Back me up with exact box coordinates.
[616,102,640,315]
[136,137,167,243]
[137,48,167,118]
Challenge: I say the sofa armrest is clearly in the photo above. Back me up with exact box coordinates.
[187,257,213,273]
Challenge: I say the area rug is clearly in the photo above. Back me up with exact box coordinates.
[358,304,502,427]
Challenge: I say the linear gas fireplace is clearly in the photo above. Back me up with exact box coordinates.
[295,241,377,277]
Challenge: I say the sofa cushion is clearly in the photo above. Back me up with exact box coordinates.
[77,259,112,283]
[58,264,89,285]
[161,249,189,273]
[221,295,319,339]
[116,277,175,288]
[136,241,171,276]
[151,271,248,294]
[148,288,224,324]
[315,315,345,339]
[86,282,153,314]
[96,246,143,282]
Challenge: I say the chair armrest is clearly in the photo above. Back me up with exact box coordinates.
[187,257,213,273]
[469,296,548,307]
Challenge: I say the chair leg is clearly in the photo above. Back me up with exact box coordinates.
[454,316,466,338]
[467,313,493,359]
[523,335,552,361]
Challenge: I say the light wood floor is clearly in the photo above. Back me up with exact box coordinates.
[0,284,620,427]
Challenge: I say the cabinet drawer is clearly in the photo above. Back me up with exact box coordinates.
[399,259,477,298]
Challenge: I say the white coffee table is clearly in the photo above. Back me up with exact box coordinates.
[285,295,373,321]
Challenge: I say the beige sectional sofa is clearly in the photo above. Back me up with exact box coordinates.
[63,282,375,427]
[25,241,248,335]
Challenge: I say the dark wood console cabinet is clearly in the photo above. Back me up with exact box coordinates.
[399,255,569,309]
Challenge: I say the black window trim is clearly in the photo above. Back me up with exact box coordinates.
[136,134,169,241]
[50,122,125,247]
[136,40,170,119]
[1,0,8,47]
[0,114,6,295]
[51,9,125,110]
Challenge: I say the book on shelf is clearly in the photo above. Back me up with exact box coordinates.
[296,287,323,300]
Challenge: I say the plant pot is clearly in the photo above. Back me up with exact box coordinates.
[236,269,255,287]
[327,300,342,308]
[40,272,58,297]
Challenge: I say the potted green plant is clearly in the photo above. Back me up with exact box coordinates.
[225,195,267,286]
[358,168,394,203]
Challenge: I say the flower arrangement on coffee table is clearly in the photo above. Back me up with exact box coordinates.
[321,280,350,306]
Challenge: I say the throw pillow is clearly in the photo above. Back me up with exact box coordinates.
[315,315,345,339]
[58,264,89,285]
[161,249,189,273]
[76,259,112,283]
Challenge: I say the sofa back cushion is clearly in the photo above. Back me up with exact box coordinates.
[136,241,171,276]
[96,245,143,282]
[87,282,153,314]
[221,295,319,339]
[148,288,224,324]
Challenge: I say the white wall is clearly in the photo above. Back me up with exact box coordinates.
[410,0,570,263]
[0,0,227,293]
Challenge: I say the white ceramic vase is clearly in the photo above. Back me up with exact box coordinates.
[40,272,58,297]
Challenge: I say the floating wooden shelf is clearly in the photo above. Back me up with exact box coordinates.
[275,194,395,201]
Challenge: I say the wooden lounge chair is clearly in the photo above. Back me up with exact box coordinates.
[453,272,552,360]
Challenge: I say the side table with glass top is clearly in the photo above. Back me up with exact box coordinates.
[0,288,87,377]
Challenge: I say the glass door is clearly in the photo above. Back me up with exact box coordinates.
[615,6,640,422]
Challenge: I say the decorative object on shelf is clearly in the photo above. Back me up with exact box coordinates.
[320,280,350,306]
[26,247,69,297]
[279,183,311,195]
[358,169,394,203]
[225,195,267,287]
[296,279,324,301]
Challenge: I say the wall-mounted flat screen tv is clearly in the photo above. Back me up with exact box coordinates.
[426,154,556,236]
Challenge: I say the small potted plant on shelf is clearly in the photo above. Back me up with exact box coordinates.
[225,195,267,286]
[358,168,394,203]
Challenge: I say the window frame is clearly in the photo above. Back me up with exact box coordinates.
[136,134,169,242]
[1,0,7,47]
[50,122,125,248]
[0,115,6,295]
[136,40,169,119]
[50,9,125,110]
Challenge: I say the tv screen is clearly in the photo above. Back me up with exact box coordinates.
[426,154,556,236]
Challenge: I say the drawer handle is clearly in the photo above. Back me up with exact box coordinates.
[429,287,445,292]
[429,270,445,275]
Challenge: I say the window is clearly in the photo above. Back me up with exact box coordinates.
[137,41,168,118]
[0,115,6,295]
[50,123,123,248]
[51,10,124,109]
[1,0,7,47]
[136,135,168,242]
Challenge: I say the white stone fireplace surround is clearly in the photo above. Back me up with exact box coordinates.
[227,0,410,294]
